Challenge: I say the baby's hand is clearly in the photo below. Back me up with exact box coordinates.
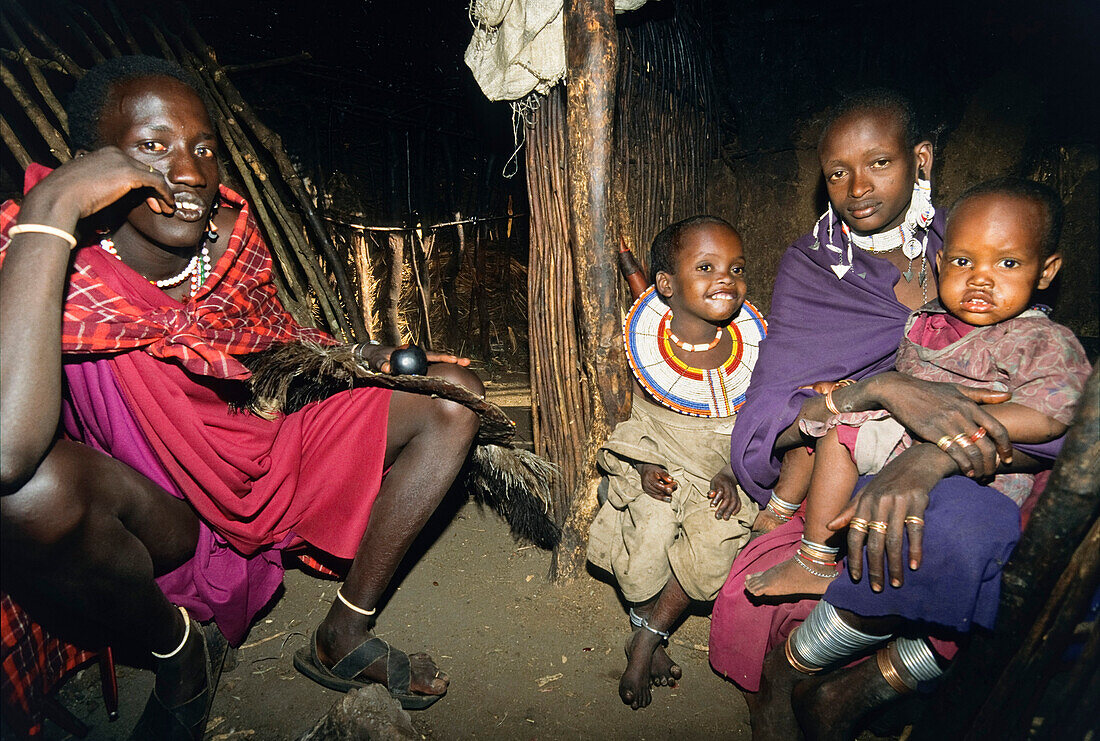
[801,380,840,396]
[638,463,677,503]
[708,465,741,520]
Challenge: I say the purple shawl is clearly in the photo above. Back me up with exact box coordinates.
[731,213,947,504]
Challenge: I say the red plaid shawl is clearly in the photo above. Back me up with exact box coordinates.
[0,164,331,376]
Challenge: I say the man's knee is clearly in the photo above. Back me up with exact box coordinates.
[426,365,483,435]
[429,363,485,398]
[0,441,97,547]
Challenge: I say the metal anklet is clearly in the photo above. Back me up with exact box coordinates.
[895,636,944,683]
[631,610,670,643]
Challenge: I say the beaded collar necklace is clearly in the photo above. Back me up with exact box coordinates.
[623,287,767,418]
[98,238,211,298]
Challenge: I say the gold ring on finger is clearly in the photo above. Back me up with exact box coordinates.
[868,520,889,534]
[904,516,925,527]
[849,517,869,533]
[952,433,973,448]
[935,435,953,451]
[969,427,987,442]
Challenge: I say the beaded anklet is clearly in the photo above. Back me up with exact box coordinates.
[793,537,839,579]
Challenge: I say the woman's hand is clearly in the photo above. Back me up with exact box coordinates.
[18,147,177,232]
[354,344,471,374]
[638,463,676,503]
[708,464,741,520]
[863,372,1014,478]
[828,443,956,592]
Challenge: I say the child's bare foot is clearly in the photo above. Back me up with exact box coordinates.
[619,628,669,709]
[745,557,836,598]
[649,644,681,687]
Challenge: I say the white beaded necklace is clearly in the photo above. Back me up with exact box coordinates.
[98,238,211,297]
[667,323,723,352]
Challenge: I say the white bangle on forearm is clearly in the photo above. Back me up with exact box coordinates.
[8,223,78,249]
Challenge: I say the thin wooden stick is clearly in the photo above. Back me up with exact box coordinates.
[0,113,31,167]
[104,0,143,54]
[61,0,122,59]
[0,59,70,163]
[14,47,68,132]
[4,0,84,78]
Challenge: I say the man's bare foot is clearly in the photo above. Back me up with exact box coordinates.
[619,628,665,709]
[315,619,448,698]
[748,643,809,740]
[745,557,837,598]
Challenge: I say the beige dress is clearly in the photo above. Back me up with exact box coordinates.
[587,395,757,602]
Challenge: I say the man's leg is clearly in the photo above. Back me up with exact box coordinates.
[313,364,481,699]
[0,440,204,712]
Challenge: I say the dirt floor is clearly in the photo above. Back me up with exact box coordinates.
[18,371,757,740]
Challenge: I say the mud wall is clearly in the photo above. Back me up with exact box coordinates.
[699,1,1098,344]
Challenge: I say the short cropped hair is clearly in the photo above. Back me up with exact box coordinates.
[649,215,738,285]
[948,177,1064,258]
[819,88,924,151]
[67,56,203,151]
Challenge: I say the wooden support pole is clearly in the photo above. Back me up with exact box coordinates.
[912,362,1100,739]
[526,87,585,536]
[550,0,628,580]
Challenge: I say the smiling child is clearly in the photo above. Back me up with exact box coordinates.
[587,216,762,708]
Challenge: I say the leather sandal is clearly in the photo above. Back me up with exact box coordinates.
[294,631,445,710]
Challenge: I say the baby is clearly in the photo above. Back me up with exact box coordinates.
[588,215,761,708]
[745,177,1092,598]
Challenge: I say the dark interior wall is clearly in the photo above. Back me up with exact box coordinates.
[188,0,526,228]
[699,0,1098,341]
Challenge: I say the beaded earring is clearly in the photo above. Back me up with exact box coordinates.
[205,200,220,243]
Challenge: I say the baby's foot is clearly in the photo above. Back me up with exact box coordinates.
[745,557,836,599]
[749,510,788,542]
[649,645,682,687]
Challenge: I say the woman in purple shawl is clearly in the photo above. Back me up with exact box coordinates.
[708,90,1062,739]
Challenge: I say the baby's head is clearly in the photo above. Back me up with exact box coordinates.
[818,89,933,236]
[651,215,747,323]
[938,178,1063,327]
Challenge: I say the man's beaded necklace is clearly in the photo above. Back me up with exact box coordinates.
[99,238,211,298]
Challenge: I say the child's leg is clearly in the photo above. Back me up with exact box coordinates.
[626,597,682,691]
[620,575,691,710]
[802,428,859,547]
[746,427,859,598]
[753,446,815,534]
